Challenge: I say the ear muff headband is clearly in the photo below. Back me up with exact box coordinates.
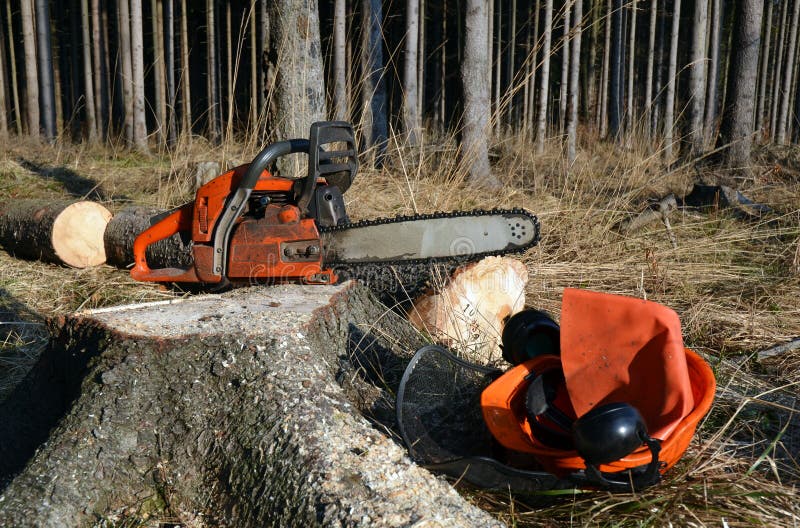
[524,365,575,448]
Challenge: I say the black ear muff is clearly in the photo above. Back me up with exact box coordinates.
[572,402,662,489]
[523,363,575,448]
[501,309,560,365]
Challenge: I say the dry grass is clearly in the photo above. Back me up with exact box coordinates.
[1,130,800,525]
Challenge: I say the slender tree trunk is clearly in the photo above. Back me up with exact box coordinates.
[20,0,40,137]
[567,0,583,163]
[608,0,623,139]
[418,0,425,119]
[225,1,232,139]
[130,0,147,150]
[267,0,326,145]
[770,0,787,138]
[663,0,681,159]
[165,0,177,145]
[717,0,763,168]
[508,0,517,128]
[599,0,611,136]
[119,0,134,144]
[91,0,109,139]
[528,0,541,134]
[652,0,665,136]
[180,0,191,138]
[258,0,267,114]
[494,0,502,135]
[626,0,637,137]
[250,0,258,130]
[560,0,571,135]
[5,3,21,135]
[35,0,56,141]
[207,0,220,142]
[333,0,348,120]
[777,0,800,144]
[755,0,772,137]
[587,0,600,123]
[536,0,553,151]
[152,0,166,146]
[687,0,708,154]
[81,0,97,142]
[0,19,7,137]
[644,0,657,141]
[462,0,499,188]
[404,0,420,144]
[360,0,387,163]
[704,0,722,145]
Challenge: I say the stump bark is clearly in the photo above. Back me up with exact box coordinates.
[0,282,500,527]
[103,206,193,269]
[0,200,112,267]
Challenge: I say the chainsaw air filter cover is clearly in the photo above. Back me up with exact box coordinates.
[501,309,560,365]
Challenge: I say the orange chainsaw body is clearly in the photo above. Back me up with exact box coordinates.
[130,121,360,286]
[130,164,334,285]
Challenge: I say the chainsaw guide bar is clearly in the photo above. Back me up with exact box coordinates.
[320,208,540,269]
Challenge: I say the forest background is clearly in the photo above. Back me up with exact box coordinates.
[1,0,800,526]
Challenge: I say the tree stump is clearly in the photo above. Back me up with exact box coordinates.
[0,282,500,527]
[0,200,112,268]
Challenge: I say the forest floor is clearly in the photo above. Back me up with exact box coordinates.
[1,131,800,526]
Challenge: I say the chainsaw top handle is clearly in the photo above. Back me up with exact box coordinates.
[212,121,357,279]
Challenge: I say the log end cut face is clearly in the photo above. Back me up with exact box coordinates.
[51,202,112,268]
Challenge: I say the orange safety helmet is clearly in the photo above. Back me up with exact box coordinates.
[482,289,716,488]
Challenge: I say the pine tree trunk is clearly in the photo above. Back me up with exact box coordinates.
[6,2,22,135]
[704,0,722,146]
[360,0,387,163]
[777,0,800,144]
[20,0,40,138]
[165,0,177,146]
[225,1,233,140]
[626,0,637,138]
[207,0,220,142]
[91,0,109,139]
[644,0,657,141]
[152,0,166,147]
[755,0,772,137]
[0,15,7,137]
[508,0,517,128]
[599,0,612,136]
[770,0,787,139]
[249,0,258,131]
[717,0,764,168]
[559,1,571,136]
[267,0,326,145]
[567,0,583,163]
[418,0,425,120]
[404,0,420,144]
[687,0,708,154]
[333,0,348,121]
[587,0,600,124]
[527,0,541,134]
[130,0,148,150]
[118,0,134,144]
[663,0,681,159]
[81,0,98,142]
[536,0,553,152]
[180,0,191,138]
[653,0,665,137]
[494,0,502,136]
[35,0,56,141]
[608,0,623,139]
[462,0,500,188]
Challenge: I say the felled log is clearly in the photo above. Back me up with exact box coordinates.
[103,206,193,269]
[408,256,529,363]
[0,283,499,527]
[615,194,678,234]
[0,200,112,268]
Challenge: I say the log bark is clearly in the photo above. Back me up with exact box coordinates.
[0,283,499,527]
[0,200,112,268]
[103,207,193,269]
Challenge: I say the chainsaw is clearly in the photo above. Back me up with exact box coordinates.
[130,121,540,287]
